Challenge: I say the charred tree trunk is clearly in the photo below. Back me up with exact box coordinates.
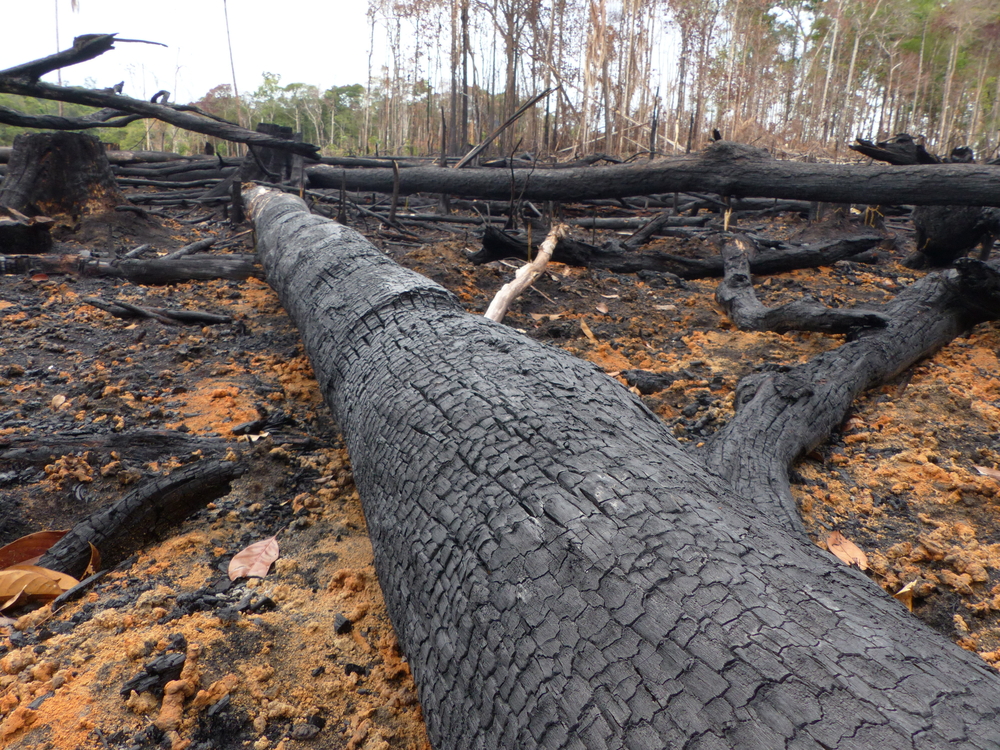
[306,141,1000,207]
[246,185,1000,749]
[0,131,126,217]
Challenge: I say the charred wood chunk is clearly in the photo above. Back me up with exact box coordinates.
[907,205,1000,268]
[849,133,940,165]
[0,206,53,253]
[950,258,1000,317]
[120,652,186,697]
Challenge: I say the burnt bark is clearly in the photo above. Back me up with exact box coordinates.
[306,141,1000,207]
[246,185,1000,750]
[0,429,239,467]
[0,131,126,216]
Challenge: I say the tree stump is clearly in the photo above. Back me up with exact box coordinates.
[0,131,126,218]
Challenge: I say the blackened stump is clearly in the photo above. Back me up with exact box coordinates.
[0,131,126,217]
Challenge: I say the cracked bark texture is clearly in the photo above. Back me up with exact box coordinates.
[246,186,1000,750]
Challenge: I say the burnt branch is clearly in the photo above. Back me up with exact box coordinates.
[715,233,890,333]
[0,36,319,157]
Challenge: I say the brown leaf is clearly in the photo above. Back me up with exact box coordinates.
[0,566,78,611]
[893,580,916,612]
[0,530,69,570]
[228,536,280,581]
[596,303,609,314]
[827,531,868,570]
[974,465,1000,480]
[83,543,102,578]
[580,319,597,343]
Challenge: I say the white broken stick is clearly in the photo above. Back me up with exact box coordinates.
[484,223,568,323]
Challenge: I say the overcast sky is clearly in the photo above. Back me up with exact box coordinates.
[1,1,375,103]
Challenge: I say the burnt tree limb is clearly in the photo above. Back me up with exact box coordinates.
[36,459,242,577]
[705,259,1000,533]
[246,185,1000,749]
[0,103,142,130]
[714,233,890,333]
[0,33,159,82]
[473,224,882,278]
[0,36,319,158]
[306,141,1000,206]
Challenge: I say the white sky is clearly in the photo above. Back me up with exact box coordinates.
[1,1,376,104]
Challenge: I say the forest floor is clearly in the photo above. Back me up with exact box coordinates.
[2,196,1000,750]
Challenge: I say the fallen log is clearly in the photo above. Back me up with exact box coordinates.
[246,185,1000,749]
[306,141,1000,206]
[0,253,262,283]
[0,147,194,164]
[472,224,882,278]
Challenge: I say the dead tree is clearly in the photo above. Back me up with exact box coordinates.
[246,185,1000,750]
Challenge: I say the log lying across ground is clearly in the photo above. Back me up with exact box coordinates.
[246,186,1000,749]
[307,140,1000,206]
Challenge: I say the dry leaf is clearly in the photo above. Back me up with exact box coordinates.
[827,531,868,570]
[0,530,69,569]
[893,580,916,611]
[50,394,67,410]
[974,465,1000,480]
[0,566,78,611]
[228,535,280,581]
[30,273,49,281]
[83,543,102,578]
[580,319,598,343]
[600,294,620,299]
[596,303,609,314]
[654,304,678,312]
